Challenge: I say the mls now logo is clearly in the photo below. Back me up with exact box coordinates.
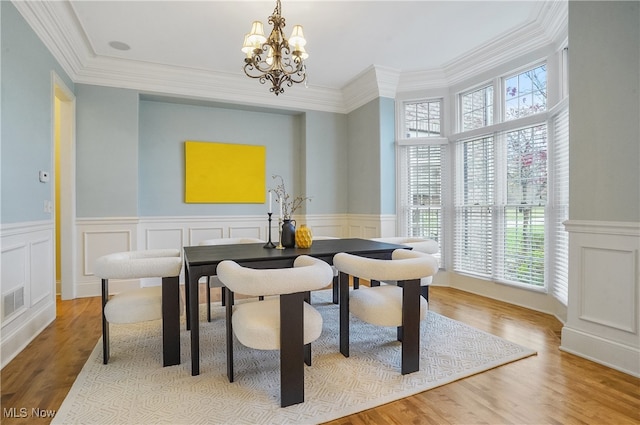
[3,407,56,418]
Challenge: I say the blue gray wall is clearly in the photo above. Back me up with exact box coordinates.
[346,97,396,215]
[379,97,396,215]
[569,1,640,222]
[74,92,352,219]
[138,99,302,217]
[1,1,74,224]
[301,110,348,214]
[76,85,139,217]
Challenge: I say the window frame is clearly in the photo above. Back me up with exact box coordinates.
[400,99,444,139]
[459,83,495,132]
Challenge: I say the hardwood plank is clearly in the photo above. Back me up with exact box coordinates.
[1,286,638,425]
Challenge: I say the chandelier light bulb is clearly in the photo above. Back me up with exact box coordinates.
[247,21,267,48]
[241,34,254,57]
[295,45,309,60]
[289,25,306,47]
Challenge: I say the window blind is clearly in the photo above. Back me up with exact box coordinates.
[549,107,569,304]
[454,137,494,276]
[403,144,444,252]
[496,125,548,287]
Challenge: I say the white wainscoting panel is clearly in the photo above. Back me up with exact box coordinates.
[302,214,348,238]
[1,221,56,369]
[30,237,54,306]
[580,246,637,333]
[346,214,396,238]
[76,218,138,298]
[561,220,640,377]
[144,228,184,251]
[189,227,224,244]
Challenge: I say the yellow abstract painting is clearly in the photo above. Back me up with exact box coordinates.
[184,141,266,203]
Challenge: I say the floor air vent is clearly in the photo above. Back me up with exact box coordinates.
[3,287,25,319]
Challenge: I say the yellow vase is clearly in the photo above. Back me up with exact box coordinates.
[295,224,313,248]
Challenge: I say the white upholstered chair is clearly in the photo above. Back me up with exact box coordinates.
[199,237,264,321]
[333,249,439,374]
[94,249,183,365]
[370,237,439,300]
[216,255,334,407]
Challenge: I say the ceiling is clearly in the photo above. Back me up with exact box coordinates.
[67,0,550,89]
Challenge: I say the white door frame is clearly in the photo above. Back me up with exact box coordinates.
[52,72,77,300]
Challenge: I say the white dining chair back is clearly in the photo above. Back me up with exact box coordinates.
[216,255,334,407]
[94,249,182,365]
[369,237,440,300]
[333,249,439,374]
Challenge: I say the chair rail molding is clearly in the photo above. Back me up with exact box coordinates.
[561,220,640,377]
[1,221,56,368]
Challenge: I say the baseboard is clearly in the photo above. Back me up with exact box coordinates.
[1,300,56,369]
[560,326,640,377]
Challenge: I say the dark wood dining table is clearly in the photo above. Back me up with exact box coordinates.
[183,237,409,376]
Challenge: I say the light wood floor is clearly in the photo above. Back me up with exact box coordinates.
[2,286,638,425]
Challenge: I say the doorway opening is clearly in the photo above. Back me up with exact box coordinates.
[53,73,76,301]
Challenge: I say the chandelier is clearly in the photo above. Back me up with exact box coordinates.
[241,0,308,96]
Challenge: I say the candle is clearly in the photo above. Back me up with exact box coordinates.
[268,191,272,214]
[279,196,283,219]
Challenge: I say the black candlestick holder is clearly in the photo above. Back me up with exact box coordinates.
[263,213,277,249]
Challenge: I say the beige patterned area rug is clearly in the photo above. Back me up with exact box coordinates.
[53,290,535,424]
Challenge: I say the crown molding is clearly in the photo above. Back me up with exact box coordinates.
[538,0,569,48]
[13,0,346,113]
[397,68,448,94]
[443,21,550,87]
[342,65,400,112]
[342,66,383,112]
[13,0,567,114]
[74,55,345,113]
[12,0,91,79]
[375,66,401,99]
[397,1,567,93]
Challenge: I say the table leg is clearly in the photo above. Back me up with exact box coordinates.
[226,287,234,382]
[401,278,421,375]
[185,265,191,331]
[339,271,350,357]
[280,292,305,407]
[162,276,181,367]
[189,271,200,376]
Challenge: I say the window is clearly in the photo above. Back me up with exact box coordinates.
[461,85,493,131]
[499,125,547,286]
[454,137,494,276]
[453,63,554,288]
[398,57,567,295]
[548,105,569,304]
[455,126,548,286]
[505,64,547,121]
[404,100,441,138]
[398,99,446,257]
[403,144,443,243]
